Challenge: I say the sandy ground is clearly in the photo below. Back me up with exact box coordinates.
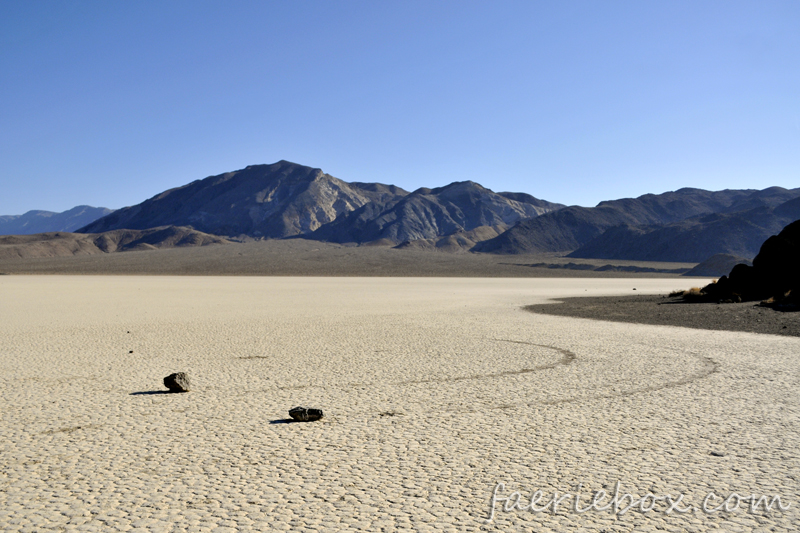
[0,276,797,532]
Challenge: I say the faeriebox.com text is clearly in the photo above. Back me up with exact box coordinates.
[487,482,790,523]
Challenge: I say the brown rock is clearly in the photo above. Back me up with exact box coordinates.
[164,372,191,393]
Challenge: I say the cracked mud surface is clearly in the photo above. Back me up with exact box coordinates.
[0,276,797,532]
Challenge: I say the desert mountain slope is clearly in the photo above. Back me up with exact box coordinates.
[475,187,800,255]
[0,226,228,260]
[0,206,113,235]
[80,161,409,238]
[569,200,799,262]
[308,181,563,244]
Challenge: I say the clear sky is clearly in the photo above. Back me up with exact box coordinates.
[1,1,798,215]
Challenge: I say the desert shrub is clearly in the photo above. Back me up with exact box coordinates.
[681,287,709,302]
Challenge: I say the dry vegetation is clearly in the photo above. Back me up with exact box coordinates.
[669,282,715,300]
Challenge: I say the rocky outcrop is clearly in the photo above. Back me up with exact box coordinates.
[686,220,800,304]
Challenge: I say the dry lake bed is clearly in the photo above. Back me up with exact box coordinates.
[1,276,797,532]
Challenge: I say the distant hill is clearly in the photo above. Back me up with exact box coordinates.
[475,187,800,257]
[0,206,113,235]
[0,226,228,260]
[80,161,564,245]
[392,224,510,252]
[682,254,752,277]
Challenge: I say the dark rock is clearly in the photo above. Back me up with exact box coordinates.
[289,406,323,422]
[691,219,800,303]
[164,372,191,393]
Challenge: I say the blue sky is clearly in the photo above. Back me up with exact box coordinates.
[1,1,798,215]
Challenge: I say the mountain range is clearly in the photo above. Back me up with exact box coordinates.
[0,206,113,235]
[3,160,798,264]
[474,186,800,261]
[79,160,565,246]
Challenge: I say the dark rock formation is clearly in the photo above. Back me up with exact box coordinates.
[688,220,800,304]
[288,406,323,422]
[164,372,191,393]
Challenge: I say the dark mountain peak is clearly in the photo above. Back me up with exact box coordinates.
[428,180,487,194]
[79,161,409,239]
[760,186,791,194]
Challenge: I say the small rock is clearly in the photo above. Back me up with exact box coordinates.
[164,372,191,393]
[710,450,725,457]
[289,406,323,422]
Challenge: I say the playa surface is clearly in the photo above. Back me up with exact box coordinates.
[1,276,797,532]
